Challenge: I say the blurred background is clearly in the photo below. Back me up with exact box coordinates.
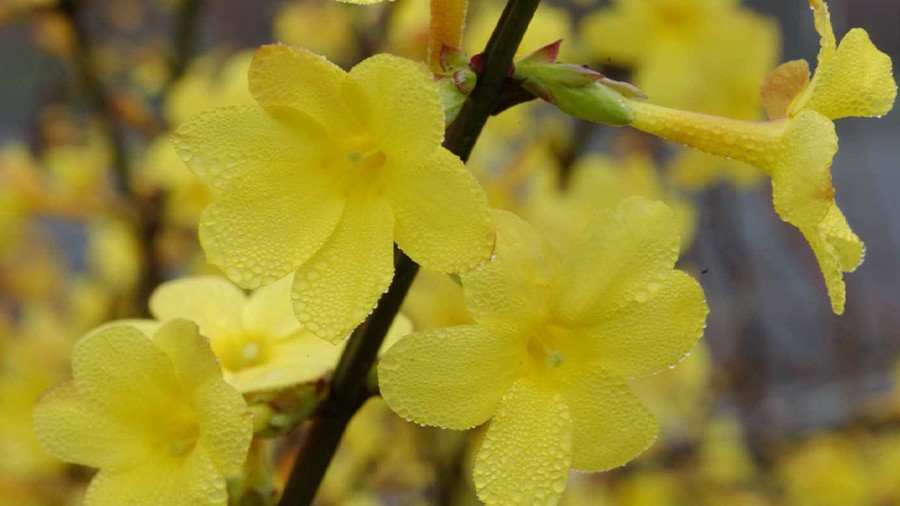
[2,0,900,504]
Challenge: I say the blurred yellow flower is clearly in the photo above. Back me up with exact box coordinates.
[779,433,871,506]
[174,45,493,344]
[582,0,779,118]
[379,200,708,505]
[150,274,412,393]
[466,1,585,61]
[33,320,253,506]
[623,0,896,314]
[164,51,255,127]
[274,1,358,65]
[525,154,697,253]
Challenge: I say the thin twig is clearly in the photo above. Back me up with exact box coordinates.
[276,0,543,503]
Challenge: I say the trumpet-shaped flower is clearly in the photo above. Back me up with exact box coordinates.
[33,319,253,506]
[174,45,493,344]
[150,274,412,393]
[379,199,708,505]
[623,0,895,314]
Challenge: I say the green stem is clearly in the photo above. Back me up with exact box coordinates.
[276,0,542,503]
[444,0,542,161]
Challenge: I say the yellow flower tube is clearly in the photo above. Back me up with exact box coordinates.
[429,0,469,72]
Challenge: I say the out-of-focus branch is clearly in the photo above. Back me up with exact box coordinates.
[165,0,206,92]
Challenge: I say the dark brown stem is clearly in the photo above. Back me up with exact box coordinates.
[165,0,206,93]
[277,0,542,503]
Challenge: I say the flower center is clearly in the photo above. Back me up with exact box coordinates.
[344,133,386,172]
[524,324,585,376]
[214,332,274,372]
[157,407,200,458]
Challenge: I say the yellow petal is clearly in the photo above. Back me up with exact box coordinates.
[588,270,708,378]
[388,147,494,273]
[33,382,149,471]
[291,194,395,344]
[809,0,836,66]
[798,28,897,120]
[800,204,865,315]
[761,59,810,120]
[71,324,181,423]
[558,367,658,471]
[173,105,326,194]
[200,137,345,288]
[550,197,680,327]
[248,44,357,137]
[820,204,865,273]
[235,334,341,392]
[378,325,520,430]
[241,273,301,339]
[461,210,558,335]
[193,380,253,475]
[581,7,650,65]
[473,378,572,506]
[343,54,444,161]
[769,109,838,230]
[152,319,225,392]
[150,277,246,339]
[84,448,227,506]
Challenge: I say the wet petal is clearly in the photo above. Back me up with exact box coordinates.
[588,270,707,378]
[800,28,896,120]
[344,54,444,161]
[153,320,224,391]
[149,277,246,339]
[241,273,301,339]
[559,366,658,471]
[196,139,346,289]
[193,380,253,475]
[71,324,181,423]
[800,203,865,315]
[473,378,572,506]
[761,59,810,119]
[172,105,325,193]
[84,449,227,506]
[769,109,838,231]
[291,194,395,344]
[388,147,494,274]
[248,44,357,136]
[33,382,150,471]
[378,325,519,430]
[550,197,680,328]
[461,210,558,334]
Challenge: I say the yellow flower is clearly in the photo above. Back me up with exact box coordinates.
[33,319,253,506]
[524,154,697,253]
[581,0,779,118]
[274,1,358,64]
[466,2,585,63]
[378,199,708,505]
[174,45,493,344]
[165,51,255,127]
[623,0,895,314]
[669,148,765,191]
[149,274,412,393]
